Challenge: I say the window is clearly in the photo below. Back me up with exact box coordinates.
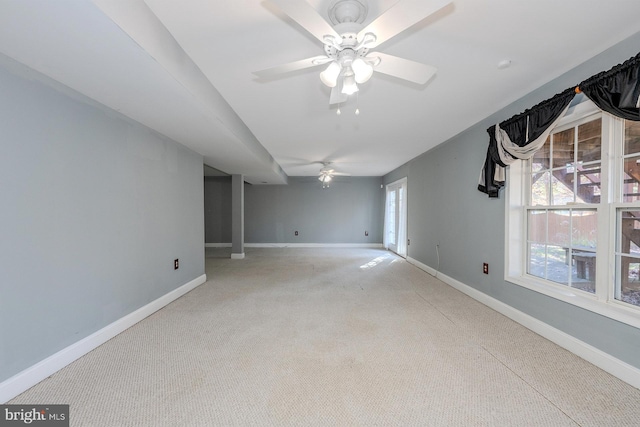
[616,120,640,309]
[527,115,601,293]
[506,99,640,328]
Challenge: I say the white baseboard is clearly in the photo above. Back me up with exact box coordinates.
[230,253,245,259]
[204,243,231,248]
[0,274,207,403]
[406,256,640,390]
[245,243,384,248]
[407,257,438,276]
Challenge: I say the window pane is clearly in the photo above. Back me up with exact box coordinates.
[577,118,601,163]
[388,191,396,245]
[622,155,640,203]
[551,168,575,205]
[548,210,570,247]
[528,243,546,279]
[619,210,640,256]
[617,210,640,306]
[547,245,570,284]
[617,255,640,307]
[531,171,550,205]
[577,163,601,204]
[571,208,598,293]
[528,210,546,243]
[624,120,640,155]
[552,128,575,168]
[527,208,598,293]
[572,250,596,293]
[533,137,550,168]
[572,210,597,250]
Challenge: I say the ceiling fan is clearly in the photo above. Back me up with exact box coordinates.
[318,162,350,188]
[254,0,451,105]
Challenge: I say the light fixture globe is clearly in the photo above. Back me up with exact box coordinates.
[320,61,342,87]
[341,72,359,95]
[352,57,373,83]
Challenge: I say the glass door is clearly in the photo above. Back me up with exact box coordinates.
[385,178,407,257]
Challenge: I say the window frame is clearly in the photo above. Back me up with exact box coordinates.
[505,99,640,329]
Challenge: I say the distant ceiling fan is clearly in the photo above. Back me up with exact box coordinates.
[318,162,350,188]
[254,0,451,105]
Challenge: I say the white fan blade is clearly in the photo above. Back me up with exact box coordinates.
[270,0,340,43]
[357,0,451,49]
[373,52,437,85]
[253,55,331,78]
[329,85,348,105]
[332,172,351,176]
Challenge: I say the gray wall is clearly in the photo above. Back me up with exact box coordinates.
[243,177,383,244]
[204,177,383,244]
[204,176,232,243]
[384,33,640,369]
[0,57,205,383]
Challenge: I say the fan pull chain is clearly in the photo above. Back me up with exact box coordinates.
[335,97,361,116]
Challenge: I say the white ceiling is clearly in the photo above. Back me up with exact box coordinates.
[2,0,640,184]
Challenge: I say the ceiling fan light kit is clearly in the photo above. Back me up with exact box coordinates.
[257,0,450,106]
[319,0,376,95]
[319,172,332,189]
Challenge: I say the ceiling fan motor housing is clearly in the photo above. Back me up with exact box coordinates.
[323,27,369,64]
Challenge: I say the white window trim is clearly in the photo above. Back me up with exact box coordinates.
[505,99,640,329]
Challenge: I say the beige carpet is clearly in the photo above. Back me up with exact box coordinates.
[10,248,640,426]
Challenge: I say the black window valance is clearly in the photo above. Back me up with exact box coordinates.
[479,51,640,198]
[478,88,576,197]
[579,52,640,121]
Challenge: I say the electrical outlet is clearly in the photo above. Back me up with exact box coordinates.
[483,263,489,274]
[294,231,298,236]
[407,239,410,246]
[174,259,179,270]
[365,231,368,236]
